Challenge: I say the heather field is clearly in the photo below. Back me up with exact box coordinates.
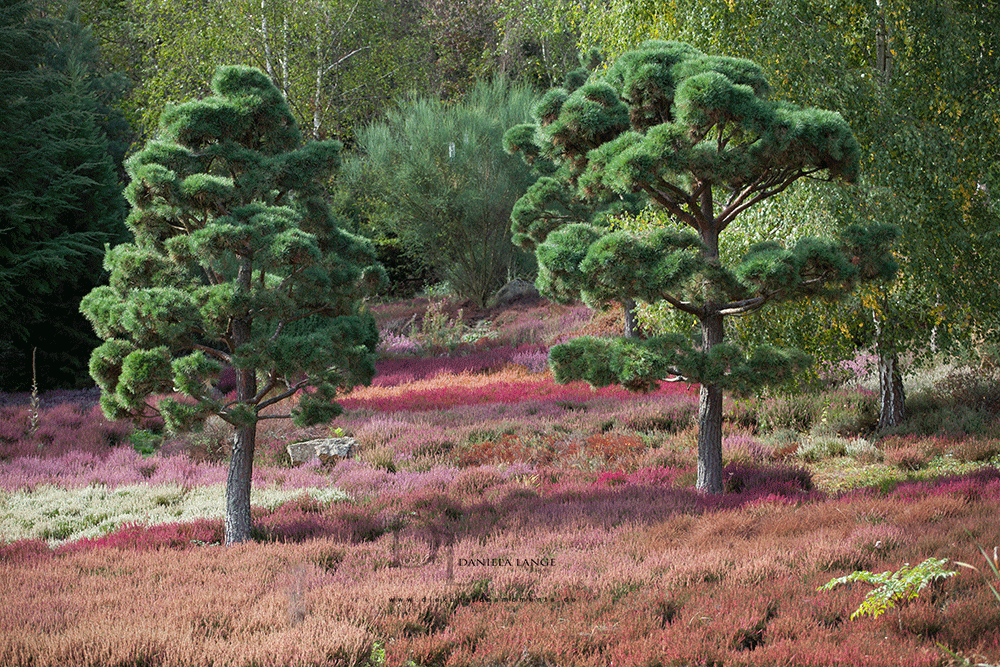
[3,297,1000,667]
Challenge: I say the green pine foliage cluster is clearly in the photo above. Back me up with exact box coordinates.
[80,66,384,432]
[505,40,898,374]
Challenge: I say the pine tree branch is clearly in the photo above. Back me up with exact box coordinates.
[258,379,310,411]
[719,166,822,229]
[251,370,279,403]
[190,343,232,364]
[642,182,699,228]
[661,291,702,316]
[718,295,769,316]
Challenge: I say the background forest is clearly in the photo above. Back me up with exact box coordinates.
[2,0,998,412]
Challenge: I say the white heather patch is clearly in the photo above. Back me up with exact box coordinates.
[0,483,351,546]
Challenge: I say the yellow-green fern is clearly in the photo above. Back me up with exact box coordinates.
[818,557,956,620]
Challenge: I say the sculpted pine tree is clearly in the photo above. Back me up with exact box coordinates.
[505,41,897,493]
[81,66,385,543]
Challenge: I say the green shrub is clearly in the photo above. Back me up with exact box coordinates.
[757,392,820,433]
[816,392,878,436]
[129,429,162,457]
[621,402,697,433]
[845,437,882,462]
[351,79,539,307]
[755,388,877,438]
[409,300,497,352]
[892,391,988,437]
[725,397,759,431]
[797,435,849,462]
[953,438,1000,463]
[933,367,1000,415]
[759,429,801,462]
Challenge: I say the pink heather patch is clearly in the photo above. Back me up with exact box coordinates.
[378,331,422,355]
[0,447,341,492]
[328,460,463,499]
[370,345,549,387]
[257,458,337,489]
[0,448,140,491]
[0,402,131,460]
[723,433,770,462]
[145,454,227,487]
[889,466,1000,501]
[510,348,550,373]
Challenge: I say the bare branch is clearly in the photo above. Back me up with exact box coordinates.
[718,295,769,316]
[275,264,307,292]
[642,183,699,229]
[718,167,823,229]
[258,380,309,411]
[662,291,703,316]
[140,400,163,419]
[190,343,232,364]
[323,46,371,76]
[716,121,727,153]
[268,320,286,343]
[251,370,279,404]
[687,118,721,146]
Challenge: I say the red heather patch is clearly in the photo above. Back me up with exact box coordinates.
[340,369,697,413]
[0,538,54,565]
[57,518,225,555]
[597,466,683,488]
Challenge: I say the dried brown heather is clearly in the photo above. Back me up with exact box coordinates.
[3,476,1000,666]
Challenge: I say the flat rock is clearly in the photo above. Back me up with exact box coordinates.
[315,438,356,464]
[490,278,539,308]
[286,437,356,466]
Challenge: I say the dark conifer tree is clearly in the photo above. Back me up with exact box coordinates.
[0,0,128,390]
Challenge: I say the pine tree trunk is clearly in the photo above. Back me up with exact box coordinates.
[694,189,725,494]
[624,299,638,338]
[697,312,724,494]
[226,258,258,545]
[225,422,256,544]
[877,346,905,431]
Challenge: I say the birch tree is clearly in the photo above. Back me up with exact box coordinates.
[93,0,433,142]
